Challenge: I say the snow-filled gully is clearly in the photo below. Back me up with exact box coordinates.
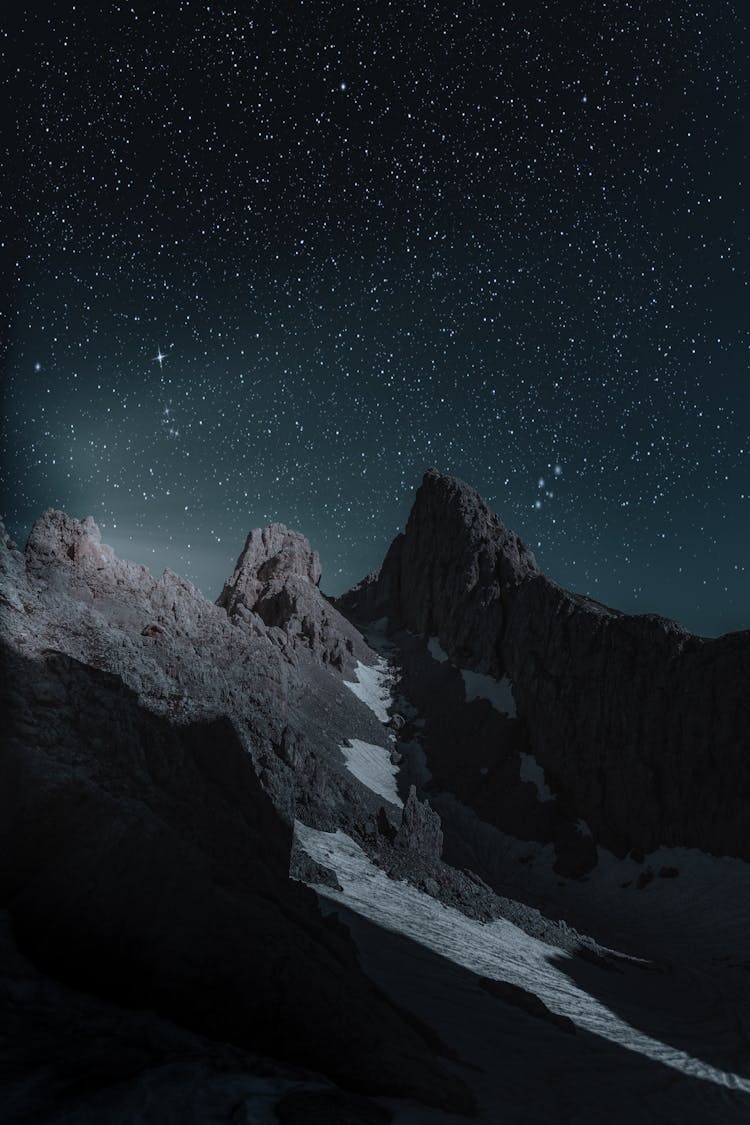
[340,653,403,806]
[295,822,750,1098]
[343,656,393,723]
[326,629,750,1119]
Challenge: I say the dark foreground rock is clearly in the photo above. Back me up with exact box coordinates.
[478,977,576,1035]
[0,907,381,1125]
[338,469,750,861]
[276,1088,394,1124]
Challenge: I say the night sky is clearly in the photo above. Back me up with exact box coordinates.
[2,2,748,637]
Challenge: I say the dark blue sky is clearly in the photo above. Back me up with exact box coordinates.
[2,1,748,636]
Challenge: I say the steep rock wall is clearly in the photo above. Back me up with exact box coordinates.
[338,470,750,859]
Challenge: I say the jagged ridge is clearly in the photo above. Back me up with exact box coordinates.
[0,510,472,1116]
[338,469,750,861]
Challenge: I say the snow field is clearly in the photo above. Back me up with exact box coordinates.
[343,658,394,723]
[294,822,750,1096]
[340,739,403,807]
[427,636,449,662]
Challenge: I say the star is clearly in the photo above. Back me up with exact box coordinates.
[154,348,167,369]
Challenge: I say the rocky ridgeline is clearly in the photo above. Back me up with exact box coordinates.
[338,469,750,861]
[0,511,472,1117]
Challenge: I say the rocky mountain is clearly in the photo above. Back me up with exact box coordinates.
[2,477,750,1124]
[338,469,750,866]
[0,510,472,1122]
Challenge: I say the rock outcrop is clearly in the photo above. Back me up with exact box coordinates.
[0,514,471,1114]
[338,469,750,861]
[25,508,116,567]
[218,522,370,671]
[395,786,444,859]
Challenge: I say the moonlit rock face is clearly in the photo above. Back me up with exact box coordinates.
[26,510,116,567]
[394,785,443,858]
[218,522,322,615]
[338,467,540,664]
[0,511,473,1114]
[217,521,368,672]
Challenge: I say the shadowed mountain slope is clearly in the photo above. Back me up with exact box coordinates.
[0,511,472,1117]
[337,469,750,860]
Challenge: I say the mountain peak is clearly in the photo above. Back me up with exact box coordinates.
[218,523,321,620]
[338,470,539,645]
[337,471,750,863]
[412,468,539,579]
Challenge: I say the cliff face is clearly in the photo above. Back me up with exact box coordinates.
[343,470,539,670]
[0,512,470,1114]
[338,469,750,860]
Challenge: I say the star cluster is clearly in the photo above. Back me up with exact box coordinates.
[2,1,748,634]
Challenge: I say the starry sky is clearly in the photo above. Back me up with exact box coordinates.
[2,1,748,636]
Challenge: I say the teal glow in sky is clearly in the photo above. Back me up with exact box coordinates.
[2,1,748,636]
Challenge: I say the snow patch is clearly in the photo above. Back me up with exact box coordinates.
[520,752,556,802]
[461,670,517,716]
[294,823,750,1096]
[340,739,403,807]
[427,636,449,663]
[344,658,393,723]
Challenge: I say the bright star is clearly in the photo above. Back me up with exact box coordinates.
[154,347,166,368]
